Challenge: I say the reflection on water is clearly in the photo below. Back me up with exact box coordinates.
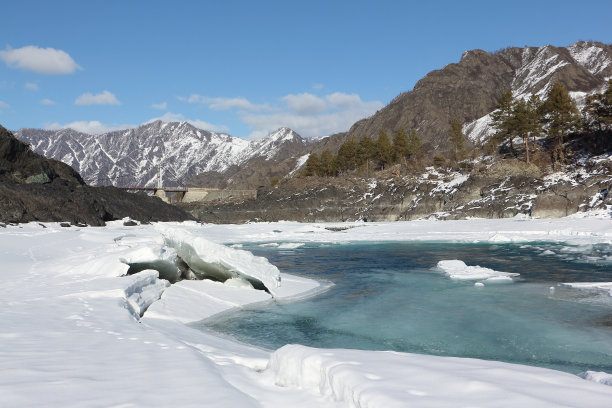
[201,242,612,374]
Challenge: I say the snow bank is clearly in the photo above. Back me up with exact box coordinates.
[156,225,282,295]
[268,345,612,407]
[436,260,519,282]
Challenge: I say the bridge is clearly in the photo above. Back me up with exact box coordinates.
[118,186,257,204]
[105,166,257,204]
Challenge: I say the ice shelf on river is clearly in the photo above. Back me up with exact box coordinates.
[2,217,612,407]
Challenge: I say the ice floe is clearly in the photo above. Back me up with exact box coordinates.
[561,282,612,297]
[436,259,520,282]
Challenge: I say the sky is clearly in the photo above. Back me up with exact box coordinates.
[0,0,611,139]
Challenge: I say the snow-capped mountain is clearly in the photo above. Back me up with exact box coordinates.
[324,41,612,156]
[462,41,612,142]
[15,122,309,187]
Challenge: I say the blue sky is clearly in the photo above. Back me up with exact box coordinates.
[1,0,611,139]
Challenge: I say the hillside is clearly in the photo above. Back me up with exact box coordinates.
[0,125,193,225]
[312,41,612,156]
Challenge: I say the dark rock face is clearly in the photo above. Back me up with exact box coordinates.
[0,125,194,225]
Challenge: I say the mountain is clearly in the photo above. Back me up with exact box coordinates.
[15,122,310,188]
[313,41,612,155]
[0,125,194,225]
[13,41,612,197]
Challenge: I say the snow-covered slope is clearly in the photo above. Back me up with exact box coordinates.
[15,122,308,187]
[464,41,612,142]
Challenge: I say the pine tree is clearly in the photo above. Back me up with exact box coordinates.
[375,130,393,170]
[602,79,612,129]
[407,129,424,167]
[541,82,580,164]
[449,118,466,162]
[303,153,321,176]
[319,149,335,177]
[392,128,409,164]
[510,95,542,163]
[583,93,604,131]
[358,135,375,176]
[490,90,516,152]
[336,137,360,173]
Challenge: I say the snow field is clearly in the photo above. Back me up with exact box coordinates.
[2,218,612,407]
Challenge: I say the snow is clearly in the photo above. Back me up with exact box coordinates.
[463,112,494,143]
[2,217,612,407]
[436,259,519,282]
[568,42,612,75]
[269,345,612,408]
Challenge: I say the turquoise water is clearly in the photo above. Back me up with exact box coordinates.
[202,242,612,374]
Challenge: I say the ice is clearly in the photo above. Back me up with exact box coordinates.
[580,371,612,386]
[561,282,612,297]
[278,242,305,249]
[268,345,612,407]
[436,259,519,282]
[156,225,282,295]
[3,218,612,407]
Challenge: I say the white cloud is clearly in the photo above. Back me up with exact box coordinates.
[25,82,39,91]
[326,92,363,109]
[41,98,56,105]
[75,90,120,106]
[146,112,229,132]
[242,92,383,139]
[0,45,82,75]
[182,94,270,112]
[282,93,327,115]
[0,101,9,110]
[44,120,135,134]
[152,102,167,110]
[312,83,324,90]
[179,90,383,139]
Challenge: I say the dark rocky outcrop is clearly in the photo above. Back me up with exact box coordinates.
[0,125,194,225]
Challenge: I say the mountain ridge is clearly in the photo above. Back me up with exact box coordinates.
[15,122,310,188]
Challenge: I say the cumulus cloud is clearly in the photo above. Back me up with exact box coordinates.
[282,93,327,115]
[180,94,270,112]
[45,120,135,134]
[152,102,167,110]
[177,90,383,139]
[0,45,82,74]
[41,98,56,105]
[146,112,229,132]
[243,91,383,139]
[75,90,120,106]
[0,101,9,110]
[25,82,39,91]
